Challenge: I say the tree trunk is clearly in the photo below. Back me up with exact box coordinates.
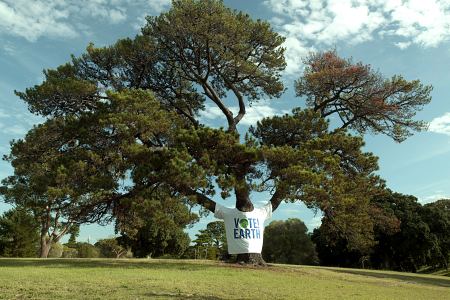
[39,236,51,258]
[235,176,253,212]
[235,253,267,266]
[232,176,267,266]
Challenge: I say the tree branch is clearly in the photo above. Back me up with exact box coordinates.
[201,81,235,130]
[180,187,216,213]
[269,187,286,212]
[228,83,246,128]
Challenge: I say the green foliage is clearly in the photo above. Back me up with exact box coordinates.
[252,109,383,251]
[116,194,195,258]
[143,0,286,130]
[76,243,100,258]
[192,221,227,260]
[262,218,318,265]
[66,225,80,248]
[95,238,128,258]
[0,207,39,257]
[422,200,450,269]
[1,89,184,257]
[73,36,204,126]
[14,63,98,117]
[312,226,364,268]
[370,192,434,272]
[313,191,449,272]
[205,221,226,249]
[62,246,78,258]
[48,242,64,258]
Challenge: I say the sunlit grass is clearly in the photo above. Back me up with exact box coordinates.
[0,258,449,299]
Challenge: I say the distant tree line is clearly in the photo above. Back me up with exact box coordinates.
[312,191,450,272]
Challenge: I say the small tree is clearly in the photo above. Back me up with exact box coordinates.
[192,221,226,260]
[66,225,80,248]
[192,229,214,260]
[0,207,39,257]
[76,242,100,258]
[0,121,115,257]
[95,238,128,258]
[262,219,317,265]
[116,194,195,258]
[205,221,226,250]
[48,242,64,258]
[62,246,78,258]
[1,88,192,258]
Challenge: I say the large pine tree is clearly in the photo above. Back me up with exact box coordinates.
[2,0,431,264]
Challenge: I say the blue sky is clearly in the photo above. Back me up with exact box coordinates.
[1,0,450,243]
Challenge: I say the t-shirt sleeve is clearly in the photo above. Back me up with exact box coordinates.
[262,202,273,220]
[214,203,226,220]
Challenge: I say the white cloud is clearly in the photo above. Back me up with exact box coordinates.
[0,0,172,42]
[147,0,171,14]
[0,0,77,41]
[395,41,412,50]
[0,108,42,138]
[108,9,127,24]
[282,36,312,75]
[420,192,450,204]
[201,105,225,121]
[264,0,450,75]
[200,101,285,127]
[240,103,282,126]
[429,112,450,135]
[133,14,148,31]
[306,215,322,230]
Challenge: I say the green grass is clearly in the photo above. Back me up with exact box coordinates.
[418,266,450,277]
[0,258,449,299]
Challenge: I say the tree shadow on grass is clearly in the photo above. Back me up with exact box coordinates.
[0,258,217,271]
[329,269,450,288]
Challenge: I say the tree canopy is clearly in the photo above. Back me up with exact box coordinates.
[296,50,432,142]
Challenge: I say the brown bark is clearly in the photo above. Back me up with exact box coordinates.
[39,236,51,258]
[38,210,71,258]
[269,188,286,212]
[235,176,254,212]
[40,214,52,258]
[233,176,268,265]
[235,253,267,266]
[115,249,127,258]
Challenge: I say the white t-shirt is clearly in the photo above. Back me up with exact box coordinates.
[214,202,272,254]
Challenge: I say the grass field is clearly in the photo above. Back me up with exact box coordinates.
[0,258,449,299]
